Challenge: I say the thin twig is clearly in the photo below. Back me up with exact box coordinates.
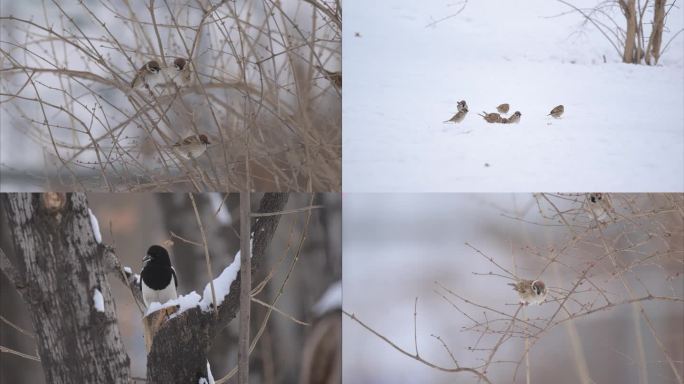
[0,345,41,362]
[189,193,217,315]
[343,310,493,383]
[251,297,310,326]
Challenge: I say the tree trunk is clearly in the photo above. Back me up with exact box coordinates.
[648,0,666,64]
[620,0,638,63]
[1,193,130,383]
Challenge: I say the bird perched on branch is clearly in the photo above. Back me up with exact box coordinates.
[502,111,522,124]
[496,103,510,114]
[131,60,162,89]
[316,65,342,90]
[509,279,547,305]
[478,111,503,123]
[140,245,178,308]
[548,105,564,118]
[165,57,191,88]
[444,100,469,123]
[584,193,613,223]
[172,134,211,160]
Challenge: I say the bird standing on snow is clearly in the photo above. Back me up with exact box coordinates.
[478,111,503,123]
[548,105,564,118]
[496,103,510,114]
[444,100,469,123]
[456,100,468,112]
[502,111,522,124]
[131,60,162,89]
[509,279,547,305]
[140,245,178,308]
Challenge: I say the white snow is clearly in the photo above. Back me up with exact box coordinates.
[199,251,241,311]
[343,0,684,192]
[92,288,105,313]
[312,280,342,316]
[144,291,202,318]
[88,208,102,243]
[143,251,242,317]
[206,361,214,384]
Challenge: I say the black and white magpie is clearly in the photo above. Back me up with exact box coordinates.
[140,245,178,308]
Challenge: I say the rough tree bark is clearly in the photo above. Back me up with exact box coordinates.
[145,193,288,383]
[0,193,130,383]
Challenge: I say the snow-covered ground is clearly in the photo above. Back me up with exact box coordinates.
[343,1,684,192]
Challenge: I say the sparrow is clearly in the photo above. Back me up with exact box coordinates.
[478,111,503,123]
[496,103,510,114]
[167,57,191,87]
[457,100,468,112]
[172,134,211,160]
[131,60,162,89]
[444,102,469,123]
[509,279,547,305]
[502,111,522,124]
[316,66,342,90]
[584,193,613,223]
[548,105,564,118]
[140,245,178,308]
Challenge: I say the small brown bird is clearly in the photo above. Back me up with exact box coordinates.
[316,66,342,90]
[444,108,468,123]
[168,57,191,87]
[131,60,162,89]
[584,193,613,223]
[457,100,468,112]
[502,111,522,124]
[548,105,564,118]
[478,111,502,123]
[172,134,211,160]
[496,103,510,114]
[509,279,547,305]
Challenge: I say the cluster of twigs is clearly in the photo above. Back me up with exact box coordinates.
[0,0,341,191]
[346,193,683,383]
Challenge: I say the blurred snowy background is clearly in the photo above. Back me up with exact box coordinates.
[343,1,684,192]
[343,193,683,383]
[1,193,341,383]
